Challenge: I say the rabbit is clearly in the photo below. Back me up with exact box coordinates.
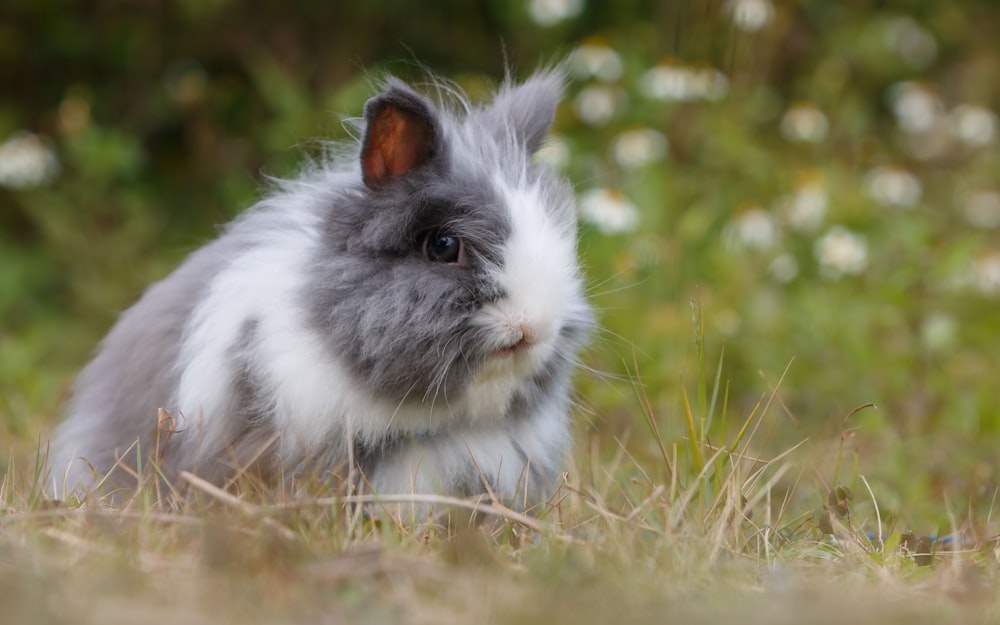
[47,65,594,510]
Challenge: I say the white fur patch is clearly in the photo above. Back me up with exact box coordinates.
[175,206,321,458]
[461,175,581,420]
[367,389,569,500]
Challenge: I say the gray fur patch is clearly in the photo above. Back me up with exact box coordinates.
[306,168,512,402]
[49,237,238,492]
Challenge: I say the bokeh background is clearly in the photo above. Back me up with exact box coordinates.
[3,0,1000,522]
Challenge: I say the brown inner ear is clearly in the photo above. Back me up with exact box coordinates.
[362,104,434,186]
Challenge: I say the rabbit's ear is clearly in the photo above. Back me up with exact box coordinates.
[361,87,440,187]
[480,68,565,154]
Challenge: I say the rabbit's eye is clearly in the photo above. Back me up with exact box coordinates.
[422,231,465,264]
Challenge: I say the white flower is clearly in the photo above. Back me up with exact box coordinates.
[920,313,957,352]
[725,207,779,251]
[971,251,1000,297]
[579,188,640,234]
[534,135,571,170]
[769,253,799,283]
[949,104,997,147]
[724,0,774,33]
[641,63,694,102]
[0,132,60,189]
[780,103,829,143]
[528,0,584,25]
[867,166,922,209]
[569,41,624,82]
[888,82,943,134]
[611,128,668,169]
[641,63,728,103]
[884,16,937,69]
[689,67,730,101]
[783,178,828,232]
[573,85,622,126]
[814,226,868,278]
[963,190,1000,229]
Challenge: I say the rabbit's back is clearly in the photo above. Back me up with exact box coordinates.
[49,235,237,494]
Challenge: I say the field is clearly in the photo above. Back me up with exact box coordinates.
[3,1,1000,623]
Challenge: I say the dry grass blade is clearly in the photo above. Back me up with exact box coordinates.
[179,470,560,535]
[299,494,559,535]
[180,470,261,512]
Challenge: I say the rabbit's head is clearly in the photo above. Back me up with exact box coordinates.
[305,69,593,421]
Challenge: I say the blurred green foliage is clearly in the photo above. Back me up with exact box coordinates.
[2,0,1000,521]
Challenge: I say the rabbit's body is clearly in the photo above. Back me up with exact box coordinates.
[49,69,592,505]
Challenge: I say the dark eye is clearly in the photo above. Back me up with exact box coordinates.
[422,231,465,264]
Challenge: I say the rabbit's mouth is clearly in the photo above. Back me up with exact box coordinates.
[482,327,548,373]
[494,320,546,358]
[497,335,531,357]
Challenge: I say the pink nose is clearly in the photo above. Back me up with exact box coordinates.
[499,324,535,355]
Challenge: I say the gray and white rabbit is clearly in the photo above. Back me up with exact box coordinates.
[48,66,593,507]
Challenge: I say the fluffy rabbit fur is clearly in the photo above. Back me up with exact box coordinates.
[48,67,593,506]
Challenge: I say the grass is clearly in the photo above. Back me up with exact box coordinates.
[2,306,998,624]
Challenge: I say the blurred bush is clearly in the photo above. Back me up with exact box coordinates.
[2,0,1000,510]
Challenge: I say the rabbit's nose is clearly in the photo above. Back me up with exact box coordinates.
[499,320,544,356]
